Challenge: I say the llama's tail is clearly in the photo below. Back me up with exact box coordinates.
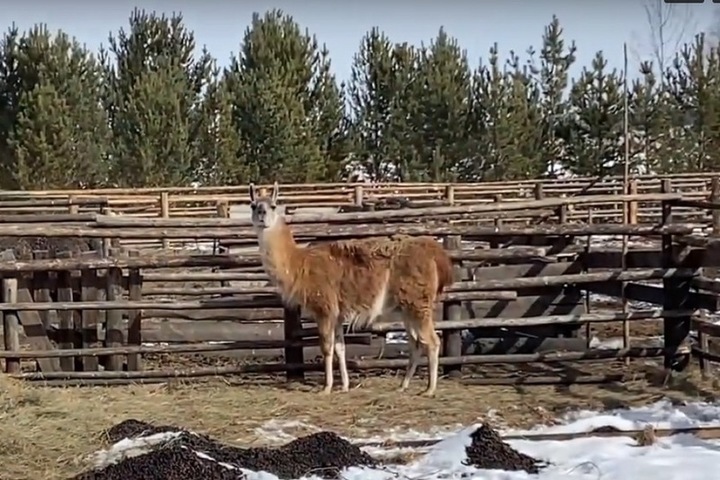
[434,248,454,294]
[417,238,454,294]
[397,235,454,293]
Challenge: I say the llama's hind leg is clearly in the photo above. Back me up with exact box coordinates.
[399,335,421,392]
[318,321,336,394]
[417,314,441,397]
[334,322,350,392]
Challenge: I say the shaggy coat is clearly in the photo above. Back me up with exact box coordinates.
[250,183,453,396]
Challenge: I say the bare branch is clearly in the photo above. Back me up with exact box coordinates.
[637,0,696,78]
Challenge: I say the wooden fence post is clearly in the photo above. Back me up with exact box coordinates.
[2,274,20,374]
[160,192,170,249]
[583,209,593,347]
[68,194,79,214]
[66,252,84,371]
[216,201,229,218]
[353,185,364,208]
[283,306,305,382]
[534,182,544,201]
[490,195,502,251]
[628,179,639,224]
[711,177,720,233]
[704,177,720,282]
[55,252,75,371]
[558,203,568,225]
[127,261,143,371]
[101,206,113,256]
[442,235,463,378]
[105,267,124,371]
[80,259,99,371]
[444,185,455,205]
[660,179,691,371]
[32,250,54,330]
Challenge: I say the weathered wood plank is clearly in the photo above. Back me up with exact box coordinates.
[15,285,60,372]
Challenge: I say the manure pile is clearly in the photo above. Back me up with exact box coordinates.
[71,419,546,480]
[464,424,547,474]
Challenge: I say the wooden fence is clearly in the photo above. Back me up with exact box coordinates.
[2,176,719,252]
[1,173,720,224]
[1,186,720,386]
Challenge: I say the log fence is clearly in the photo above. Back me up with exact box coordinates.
[0,174,716,221]
[0,175,716,251]
[2,179,720,386]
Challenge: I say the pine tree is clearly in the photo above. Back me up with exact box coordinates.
[347,28,411,181]
[528,16,577,176]
[313,48,351,181]
[101,8,213,187]
[0,24,109,189]
[628,62,669,174]
[502,50,545,179]
[223,9,344,183]
[564,51,624,176]
[467,44,508,181]
[387,42,422,181]
[194,64,246,185]
[468,44,545,181]
[409,28,471,181]
[664,33,720,172]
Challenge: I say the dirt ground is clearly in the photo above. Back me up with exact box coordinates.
[2,362,719,480]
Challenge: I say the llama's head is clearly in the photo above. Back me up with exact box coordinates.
[249,182,283,232]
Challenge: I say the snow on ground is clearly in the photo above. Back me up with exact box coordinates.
[91,400,720,479]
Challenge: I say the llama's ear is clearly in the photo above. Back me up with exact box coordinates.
[249,183,257,204]
[270,181,279,206]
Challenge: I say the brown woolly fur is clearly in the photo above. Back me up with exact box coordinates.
[249,182,452,396]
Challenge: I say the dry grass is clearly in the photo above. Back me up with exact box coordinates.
[1,365,719,480]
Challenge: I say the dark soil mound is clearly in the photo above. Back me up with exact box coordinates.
[463,424,546,474]
[73,419,376,480]
[73,445,242,480]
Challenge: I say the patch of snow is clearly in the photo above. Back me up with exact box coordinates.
[91,431,183,468]
[588,335,664,349]
[588,292,656,310]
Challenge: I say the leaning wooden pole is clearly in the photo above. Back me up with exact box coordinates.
[621,42,631,363]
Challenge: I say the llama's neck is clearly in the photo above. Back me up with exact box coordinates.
[256,219,300,294]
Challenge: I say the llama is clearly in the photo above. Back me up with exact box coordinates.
[249,182,454,396]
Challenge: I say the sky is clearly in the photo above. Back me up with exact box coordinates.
[2,0,720,83]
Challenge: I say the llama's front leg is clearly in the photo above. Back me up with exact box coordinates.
[334,323,350,392]
[319,327,336,394]
[399,336,420,392]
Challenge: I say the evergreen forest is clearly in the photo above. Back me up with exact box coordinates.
[0,8,718,189]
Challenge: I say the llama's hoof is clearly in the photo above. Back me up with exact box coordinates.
[397,384,409,392]
[321,386,333,395]
[418,388,436,397]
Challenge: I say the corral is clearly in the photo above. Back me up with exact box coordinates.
[5,174,720,479]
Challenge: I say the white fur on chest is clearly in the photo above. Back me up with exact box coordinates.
[257,231,290,297]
